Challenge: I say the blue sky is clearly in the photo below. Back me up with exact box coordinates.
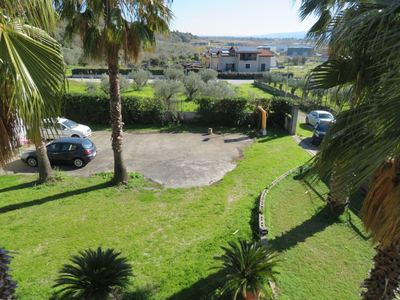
[169,0,317,37]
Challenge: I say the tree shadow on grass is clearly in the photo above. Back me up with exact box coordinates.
[166,269,245,300]
[0,182,110,215]
[0,181,38,194]
[269,207,340,253]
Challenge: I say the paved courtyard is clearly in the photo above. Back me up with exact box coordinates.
[1,131,253,188]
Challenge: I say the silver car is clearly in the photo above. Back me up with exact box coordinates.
[306,110,334,127]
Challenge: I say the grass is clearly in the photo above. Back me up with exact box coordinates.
[66,80,278,113]
[234,83,275,98]
[2,128,314,300]
[264,171,374,299]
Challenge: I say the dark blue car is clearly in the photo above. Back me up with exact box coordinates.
[21,137,97,168]
[311,122,330,144]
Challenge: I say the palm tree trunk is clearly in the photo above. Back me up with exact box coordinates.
[360,243,400,300]
[35,140,53,183]
[108,60,129,184]
[326,164,349,214]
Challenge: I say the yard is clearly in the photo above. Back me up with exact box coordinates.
[0,127,374,299]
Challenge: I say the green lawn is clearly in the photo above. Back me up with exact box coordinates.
[1,128,309,300]
[0,127,373,299]
[265,171,374,299]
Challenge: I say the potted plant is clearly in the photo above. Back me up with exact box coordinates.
[213,238,279,300]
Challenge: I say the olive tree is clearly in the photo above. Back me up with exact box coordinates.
[128,69,152,91]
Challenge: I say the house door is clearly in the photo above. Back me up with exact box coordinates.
[261,63,266,72]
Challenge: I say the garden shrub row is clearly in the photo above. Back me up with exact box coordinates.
[71,68,165,76]
[61,93,294,128]
[62,93,165,125]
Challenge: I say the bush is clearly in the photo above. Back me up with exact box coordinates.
[100,74,130,93]
[62,93,166,126]
[164,67,185,81]
[85,81,98,94]
[200,80,237,99]
[152,79,183,111]
[270,96,294,127]
[183,72,204,100]
[196,97,248,126]
[199,69,218,83]
[128,69,152,91]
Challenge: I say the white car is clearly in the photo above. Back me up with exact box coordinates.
[306,110,334,127]
[42,117,92,140]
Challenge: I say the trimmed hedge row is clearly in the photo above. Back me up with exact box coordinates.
[62,93,165,126]
[71,68,165,76]
[61,94,294,128]
[195,97,248,126]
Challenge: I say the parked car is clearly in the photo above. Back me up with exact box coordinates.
[42,117,92,140]
[21,137,97,168]
[311,122,330,144]
[306,110,334,127]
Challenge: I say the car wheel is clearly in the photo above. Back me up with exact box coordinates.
[71,134,80,138]
[27,157,38,167]
[73,158,85,168]
[306,117,309,124]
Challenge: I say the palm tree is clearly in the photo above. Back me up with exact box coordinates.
[53,247,133,300]
[299,0,400,297]
[213,239,279,300]
[54,0,173,184]
[0,0,66,182]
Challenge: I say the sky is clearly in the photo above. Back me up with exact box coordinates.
[169,0,317,37]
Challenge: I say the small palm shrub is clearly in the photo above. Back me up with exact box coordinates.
[213,239,279,300]
[53,247,133,300]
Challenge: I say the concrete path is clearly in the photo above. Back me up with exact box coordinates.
[1,131,253,189]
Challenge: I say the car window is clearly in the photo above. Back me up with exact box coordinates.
[319,113,333,119]
[61,143,70,151]
[47,143,61,152]
[61,119,78,128]
[82,140,93,149]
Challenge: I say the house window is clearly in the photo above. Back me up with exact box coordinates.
[245,63,250,69]
[240,54,256,61]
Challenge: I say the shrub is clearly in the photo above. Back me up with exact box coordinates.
[152,79,183,111]
[199,69,218,83]
[62,94,166,126]
[183,71,204,100]
[164,67,185,81]
[85,81,98,94]
[200,80,237,99]
[270,96,294,127]
[128,69,152,91]
[196,97,247,126]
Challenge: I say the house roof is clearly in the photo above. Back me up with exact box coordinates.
[233,46,259,53]
[259,49,274,57]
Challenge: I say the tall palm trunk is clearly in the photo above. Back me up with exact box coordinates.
[359,158,400,299]
[35,140,53,183]
[108,60,129,184]
[326,164,349,214]
[360,243,400,300]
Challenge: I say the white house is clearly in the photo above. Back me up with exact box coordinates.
[203,46,276,72]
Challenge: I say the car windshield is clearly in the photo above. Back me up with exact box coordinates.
[61,119,78,128]
[317,123,330,132]
[319,113,333,119]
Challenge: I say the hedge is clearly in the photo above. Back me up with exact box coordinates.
[71,68,165,76]
[195,97,248,126]
[61,93,165,126]
[61,93,294,128]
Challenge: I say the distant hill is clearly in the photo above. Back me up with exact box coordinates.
[201,31,308,39]
[252,31,308,39]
